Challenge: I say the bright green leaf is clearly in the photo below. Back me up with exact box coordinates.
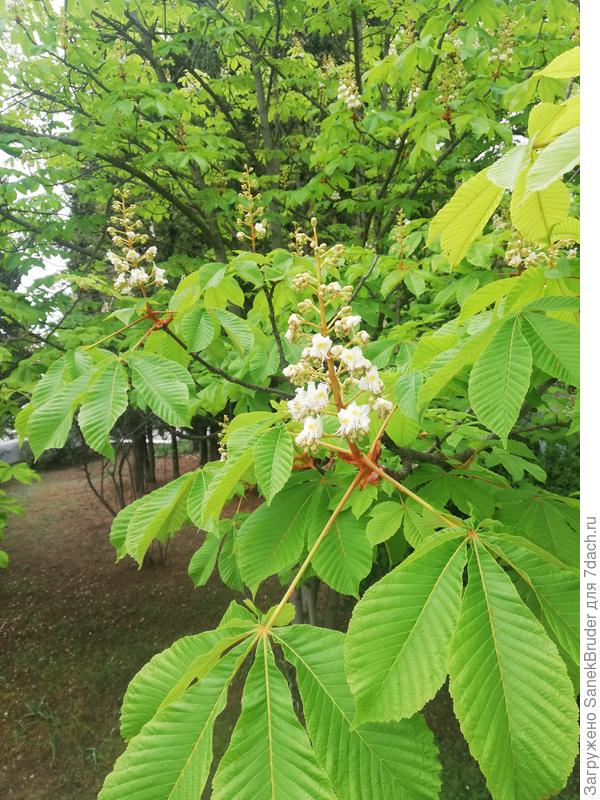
[345,535,466,722]
[212,638,335,800]
[469,317,533,443]
[79,360,128,459]
[254,426,294,504]
[449,542,578,800]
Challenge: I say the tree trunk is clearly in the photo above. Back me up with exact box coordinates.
[131,413,148,497]
[146,425,156,483]
[171,429,180,478]
[325,587,340,629]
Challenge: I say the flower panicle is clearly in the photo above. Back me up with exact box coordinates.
[106,190,166,295]
[281,248,393,450]
[236,165,268,246]
[337,65,362,111]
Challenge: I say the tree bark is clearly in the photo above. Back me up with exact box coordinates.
[171,429,180,478]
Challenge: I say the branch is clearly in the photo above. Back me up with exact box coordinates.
[349,254,379,303]
[0,208,99,259]
[0,123,219,248]
[263,284,286,370]
[1,311,67,353]
[160,326,293,399]
[351,9,363,94]
[382,434,448,466]
[265,471,362,631]
[360,0,464,244]
[362,453,459,529]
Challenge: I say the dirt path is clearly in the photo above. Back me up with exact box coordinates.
[0,462,578,800]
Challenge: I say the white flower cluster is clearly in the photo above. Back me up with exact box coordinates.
[490,20,514,67]
[106,194,166,294]
[288,37,306,60]
[282,266,393,450]
[407,86,421,105]
[388,24,415,55]
[236,165,268,245]
[321,54,336,75]
[506,237,578,270]
[337,73,362,111]
[490,45,513,63]
[505,240,545,270]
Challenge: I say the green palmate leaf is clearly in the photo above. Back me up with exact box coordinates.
[510,170,571,243]
[449,542,578,800]
[525,127,579,193]
[120,603,254,740]
[394,372,422,417]
[366,500,404,546]
[125,473,195,564]
[483,533,579,664]
[188,531,221,587]
[262,603,296,628]
[14,403,33,446]
[58,349,90,379]
[523,296,579,313]
[496,491,578,568]
[309,502,372,598]
[210,308,254,354]
[469,317,533,443]
[545,94,580,141]
[28,374,90,459]
[528,101,565,141]
[200,447,253,526]
[180,307,219,352]
[249,345,280,383]
[503,268,546,314]
[237,482,322,588]
[145,327,190,368]
[212,638,335,800]
[78,360,128,458]
[388,372,423,446]
[345,535,467,723]
[427,171,504,267]
[0,550,8,569]
[276,626,441,800]
[412,333,458,370]
[186,469,211,527]
[127,352,190,427]
[99,639,251,800]
[205,275,244,309]
[109,494,146,559]
[523,312,579,386]
[218,527,245,592]
[529,97,579,145]
[254,426,294,504]
[350,483,378,519]
[157,628,254,715]
[487,145,530,190]
[233,259,264,285]
[418,470,498,520]
[222,411,276,443]
[402,502,439,549]
[418,323,499,409]
[457,277,515,323]
[535,46,580,79]
[31,356,67,406]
